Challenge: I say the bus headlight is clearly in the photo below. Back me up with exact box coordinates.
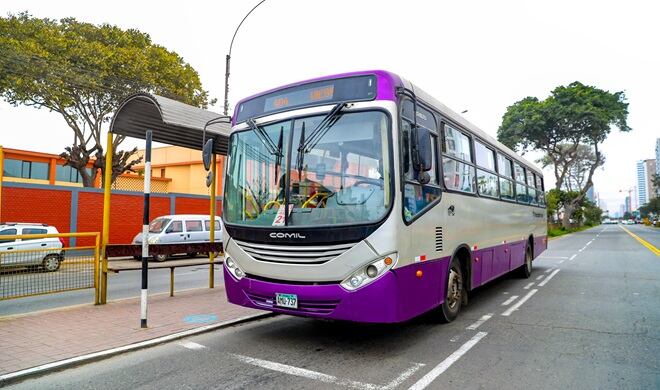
[341,254,397,291]
[225,256,245,281]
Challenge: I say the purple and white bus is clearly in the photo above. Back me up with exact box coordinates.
[222,70,547,323]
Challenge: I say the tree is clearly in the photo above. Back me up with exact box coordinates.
[639,198,660,218]
[539,144,604,192]
[0,13,213,186]
[498,81,630,228]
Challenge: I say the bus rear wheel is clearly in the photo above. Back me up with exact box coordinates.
[438,257,463,323]
[517,245,533,278]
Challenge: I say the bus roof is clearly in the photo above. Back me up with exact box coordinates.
[400,76,543,176]
[232,70,542,176]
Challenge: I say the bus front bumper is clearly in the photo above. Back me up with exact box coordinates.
[223,257,450,323]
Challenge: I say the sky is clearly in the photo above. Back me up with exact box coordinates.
[1,0,658,213]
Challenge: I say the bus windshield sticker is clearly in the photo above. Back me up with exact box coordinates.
[272,204,293,226]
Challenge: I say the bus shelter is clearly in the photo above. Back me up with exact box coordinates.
[102,93,231,304]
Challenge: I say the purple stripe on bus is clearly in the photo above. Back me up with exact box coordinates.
[231,70,402,125]
[224,235,547,323]
[223,256,449,323]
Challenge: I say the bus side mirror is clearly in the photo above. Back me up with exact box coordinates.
[202,139,214,171]
[411,127,432,184]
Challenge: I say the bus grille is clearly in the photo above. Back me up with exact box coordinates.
[234,240,356,265]
[246,292,340,315]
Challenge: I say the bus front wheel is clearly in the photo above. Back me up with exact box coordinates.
[438,257,463,323]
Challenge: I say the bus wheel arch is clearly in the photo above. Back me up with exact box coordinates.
[438,245,471,323]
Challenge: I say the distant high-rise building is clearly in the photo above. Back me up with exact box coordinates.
[637,160,649,206]
[624,196,631,213]
[647,159,657,199]
[586,186,595,202]
[656,138,660,175]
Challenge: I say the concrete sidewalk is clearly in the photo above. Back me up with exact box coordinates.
[0,286,264,378]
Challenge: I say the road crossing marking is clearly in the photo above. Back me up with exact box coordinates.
[502,289,538,316]
[231,354,425,390]
[501,295,519,306]
[523,282,535,289]
[466,313,493,330]
[178,341,205,350]
[538,269,560,287]
[408,332,487,390]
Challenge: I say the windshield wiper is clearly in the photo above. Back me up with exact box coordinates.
[246,118,283,157]
[296,102,347,173]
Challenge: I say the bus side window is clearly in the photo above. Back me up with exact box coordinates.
[401,101,441,222]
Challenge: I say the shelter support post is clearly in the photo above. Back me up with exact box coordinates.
[209,154,217,289]
[100,133,113,304]
[0,145,3,223]
[141,130,153,328]
[170,267,175,297]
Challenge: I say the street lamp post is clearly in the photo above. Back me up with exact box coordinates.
[223,0,267,116]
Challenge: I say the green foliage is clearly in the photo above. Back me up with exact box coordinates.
[547,225,591,238]
[498,81,629,228]
[639,198,660,218]
[582,199,603,226]
[0,12,213,186]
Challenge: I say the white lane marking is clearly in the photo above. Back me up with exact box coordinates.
[466,313,493,330]
[502,295,519,306]
[502,289,538,316]
[382,363,426,390]
[578,248,585,252]
[178,341,206,350]
[538,269,560,287]
[502,291,510,295]
[586,241,593,246]
[523,282,535,289]
[232,354,425,390]
[569,254,577,261]
[232,354,380,390]
[408,332,487,390]
[633,292,640,296]
[536,275,545,280]
[558,260,565,264]
[544,268,553,273]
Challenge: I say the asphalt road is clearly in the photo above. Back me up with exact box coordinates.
[0,261,223,316]
[7,224,660,389]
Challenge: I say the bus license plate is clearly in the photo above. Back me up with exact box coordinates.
[275,293,298,309]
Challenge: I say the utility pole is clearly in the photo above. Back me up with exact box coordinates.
[223,0,267,115]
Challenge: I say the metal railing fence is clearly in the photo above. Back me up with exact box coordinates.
[0,232,100,303]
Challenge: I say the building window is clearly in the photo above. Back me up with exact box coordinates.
[55,165,94,183]
[3,159,49,180]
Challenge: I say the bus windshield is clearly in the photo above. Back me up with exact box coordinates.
[224,110,391,227]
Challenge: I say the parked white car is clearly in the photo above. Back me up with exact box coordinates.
[131,214,222,261]
[0,223,65,271]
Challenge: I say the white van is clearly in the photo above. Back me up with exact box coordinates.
[131,214,222,261]
[0,223,65,271]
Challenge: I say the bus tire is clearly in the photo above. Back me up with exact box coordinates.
[438,257,463,323]
[517,245,533,278]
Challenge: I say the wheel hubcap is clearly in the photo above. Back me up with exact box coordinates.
[45,258,58,270]
[447,268,462,310]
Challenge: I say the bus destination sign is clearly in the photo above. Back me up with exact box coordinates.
[236,75,377,123]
